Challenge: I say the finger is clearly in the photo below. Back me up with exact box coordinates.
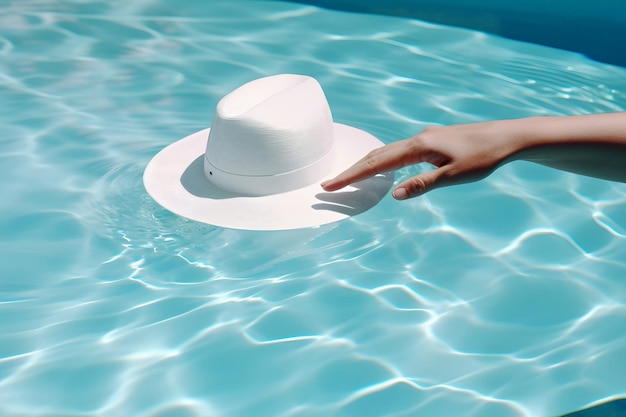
[321,138,421,191]
[392,166,450,200]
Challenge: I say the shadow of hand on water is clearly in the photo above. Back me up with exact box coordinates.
[312,173,393,215]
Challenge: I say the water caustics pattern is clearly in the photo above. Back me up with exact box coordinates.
[1,1,626,416]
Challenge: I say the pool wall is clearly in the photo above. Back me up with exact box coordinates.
[282,0,626,67]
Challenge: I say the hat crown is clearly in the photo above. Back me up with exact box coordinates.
[204,74,335,195]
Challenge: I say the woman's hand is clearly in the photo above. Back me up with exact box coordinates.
[322,121,522,199]
[322,113,626,200]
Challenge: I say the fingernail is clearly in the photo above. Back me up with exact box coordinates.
[393,187,407,200]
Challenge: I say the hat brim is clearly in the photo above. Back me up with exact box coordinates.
[143,124,393,231]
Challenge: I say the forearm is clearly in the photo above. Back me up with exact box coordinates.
[507,112,626,182]
[321,112,626,200]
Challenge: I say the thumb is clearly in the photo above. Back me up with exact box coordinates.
[392,167,449,200]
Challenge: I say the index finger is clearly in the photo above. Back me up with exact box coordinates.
[321,138,420,191]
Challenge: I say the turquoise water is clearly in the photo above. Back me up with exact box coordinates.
[2,1,626,416]
[283,0,626,67]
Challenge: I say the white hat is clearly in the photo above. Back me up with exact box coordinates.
[143,74,393,231]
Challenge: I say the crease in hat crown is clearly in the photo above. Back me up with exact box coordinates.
[204,74,336,196]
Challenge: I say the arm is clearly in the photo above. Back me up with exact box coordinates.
[321,112,626,200]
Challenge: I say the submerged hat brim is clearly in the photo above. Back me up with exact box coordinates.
[143,124,393,231]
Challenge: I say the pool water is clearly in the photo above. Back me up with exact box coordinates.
[282,0,626,68]
[1,1,626,416]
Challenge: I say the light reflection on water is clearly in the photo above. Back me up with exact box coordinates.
[1,0,626,416]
